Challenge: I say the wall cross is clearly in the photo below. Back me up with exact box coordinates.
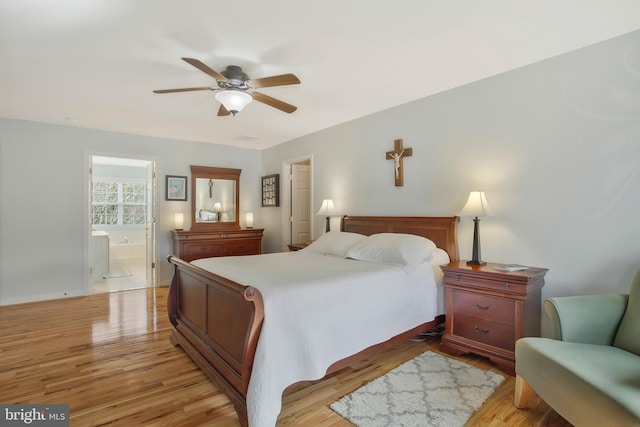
[386,138,413,186]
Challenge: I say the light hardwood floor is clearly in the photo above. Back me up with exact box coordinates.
[0,287,572,426]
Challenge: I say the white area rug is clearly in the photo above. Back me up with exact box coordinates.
[330,351,504,427]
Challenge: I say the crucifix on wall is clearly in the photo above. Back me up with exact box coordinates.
[386,138,413,186]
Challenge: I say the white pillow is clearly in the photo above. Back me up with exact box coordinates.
[301,231,366,257]
[346,233,437,270]
[431,248,451,266]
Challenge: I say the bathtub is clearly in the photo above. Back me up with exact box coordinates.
[110,241,146,270]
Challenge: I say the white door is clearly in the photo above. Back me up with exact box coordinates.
[145,162,156,286]
[291,163,311,244]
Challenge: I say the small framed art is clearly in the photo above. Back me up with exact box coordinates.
[166,175,187,201]
[261,174,280,207]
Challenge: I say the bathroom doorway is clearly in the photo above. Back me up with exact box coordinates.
[88,155,156,293]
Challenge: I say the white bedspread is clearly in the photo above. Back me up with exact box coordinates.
[192,251,445,427]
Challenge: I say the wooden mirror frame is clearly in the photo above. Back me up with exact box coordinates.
[190,165,241,231]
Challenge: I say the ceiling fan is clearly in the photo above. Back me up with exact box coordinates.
[154,57,301,116]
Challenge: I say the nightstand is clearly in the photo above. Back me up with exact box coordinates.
[287,242,311,251]
[439,261,548,375]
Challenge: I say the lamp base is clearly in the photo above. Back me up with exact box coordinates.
[467,216,485,266]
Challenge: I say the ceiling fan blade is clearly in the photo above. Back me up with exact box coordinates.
[181,57,229,82]
[153,87,213,94]
[251,91,297,113]
[247,73,300,88]
[217,104,231,116]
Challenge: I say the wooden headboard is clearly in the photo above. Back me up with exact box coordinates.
[341,216,459,263]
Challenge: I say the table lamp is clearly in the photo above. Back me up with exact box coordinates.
[459,191,491,265]
[316,199,339,232]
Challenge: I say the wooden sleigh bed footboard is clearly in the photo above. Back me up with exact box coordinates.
[167,216,459,426]
[167,255,264,426]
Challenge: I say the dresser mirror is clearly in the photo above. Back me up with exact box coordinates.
[190,165,241,231]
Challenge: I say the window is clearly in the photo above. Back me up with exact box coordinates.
[92,179,146,225]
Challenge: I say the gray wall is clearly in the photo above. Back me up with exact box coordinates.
[262,29,640,331]
[0,120,261,304]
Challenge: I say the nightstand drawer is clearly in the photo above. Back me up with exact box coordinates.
[455,314,515,350]
[444,273,526,295]
[225,240,260,256]
[183,242,225,259]
[453,291,515,325]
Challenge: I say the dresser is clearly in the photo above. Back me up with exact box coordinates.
[439,261,548,375]
[171,229,264,262]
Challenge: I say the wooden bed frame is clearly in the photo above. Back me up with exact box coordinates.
[167,215,459,426]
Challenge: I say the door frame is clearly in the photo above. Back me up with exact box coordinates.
[84,152,158,294]
[281,154,314,251]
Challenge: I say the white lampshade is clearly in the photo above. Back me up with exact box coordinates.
[245,212,254,228]
[174,212,184,230]
[213,202,222,212]
[215,90,252,115]
[459,191,492,218]
[316,199,340,217]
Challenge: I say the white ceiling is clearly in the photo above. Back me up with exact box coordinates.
[2,1,640,150]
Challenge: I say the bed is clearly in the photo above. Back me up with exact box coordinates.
[167,215,459,427]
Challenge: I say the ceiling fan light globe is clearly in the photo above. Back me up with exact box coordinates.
[215,90,252,115]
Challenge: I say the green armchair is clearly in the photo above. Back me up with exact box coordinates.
[514,270,640,426]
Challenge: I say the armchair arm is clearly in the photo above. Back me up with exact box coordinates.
[544,294,628,345]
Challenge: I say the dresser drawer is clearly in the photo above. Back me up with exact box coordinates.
[182,242,225,260]
[453,291,515,325]
[454,314,515,350]
[225,239,260,256]
[173,229,264,262]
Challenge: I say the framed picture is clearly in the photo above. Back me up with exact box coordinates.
[166,175,187,201]
[261,174,280,207]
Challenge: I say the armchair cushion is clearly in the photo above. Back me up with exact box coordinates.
[544,294,628,345]
[614,270,640,355]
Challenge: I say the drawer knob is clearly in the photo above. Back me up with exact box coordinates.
[474,326,490,335]
[504,282,510,289]
[200,247,208,251]
[456,275,460,282]
[475,303,490,311]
